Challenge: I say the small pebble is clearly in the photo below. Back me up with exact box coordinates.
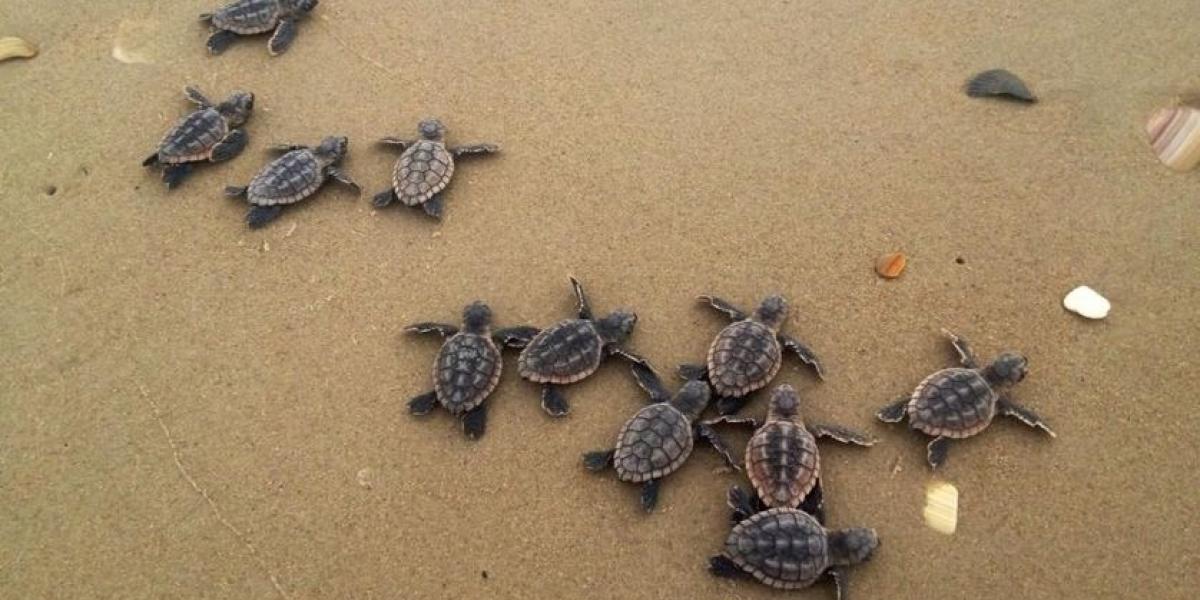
[0,37,37,62]
[874,252,907,279]
[356,467,374,489]
[923,481,958,535]
[1063,286,1110,320]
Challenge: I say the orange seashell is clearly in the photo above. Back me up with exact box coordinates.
[1146,106,1200,171]
[875,252,907,279]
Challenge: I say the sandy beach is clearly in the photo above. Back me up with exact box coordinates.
[2,1,1198,598]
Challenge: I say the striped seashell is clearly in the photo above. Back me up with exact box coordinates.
[1146,105,1200,171]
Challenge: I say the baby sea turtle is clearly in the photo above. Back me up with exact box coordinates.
[405,301,538,439]
[710,485,878,597]
[372,119,499,220]
[707,384,874,521]
[506,277,646,417]
[142,86,254,189]
[225,136,358,228]
[876,329,1055,469]
[680,294,825,415]
[582,363,738,512]
[201,0,318,56]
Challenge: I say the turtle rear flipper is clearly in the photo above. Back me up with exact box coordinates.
[582,449,614,472]
[799,479,826,524]
[372,188,397,208]
[541,384,569,417]
[199,12,214,22]
[677,363,708,381]
[142,152,160,167]
[408,391,438,415]
[640,479,661,512]
[709,555,749,579]
[246,205,283,229]
[461,405,487,439]
[207,30,239,54]
[162,163,193,189]
[421,194,444,219]
[876,398,908,423]
[267,19,298,56]
[716,395,749,416]
[209,129,248,162]
[492,326,539,349]
[726,485,764,522]
[225,185,248,198]
[926,436,951,469]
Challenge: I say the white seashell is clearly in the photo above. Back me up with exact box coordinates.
[0,37,38,62]
[1063,286,1110,320]
[923,481,958,535]
[1146,106,1200,171]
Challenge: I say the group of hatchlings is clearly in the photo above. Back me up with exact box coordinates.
[143,1,1057,596]
[406,278,1055,597]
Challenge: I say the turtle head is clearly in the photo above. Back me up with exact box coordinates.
[461,301,492,334]
[670,379,712,420]
[418,118,446,141]
[766,384,802,422]
[217,91,254,127]
[753,294,789,330]
[985,352,1028,387]
[314,136,349,163]
[827,528,879,567]
[596,309,637,345]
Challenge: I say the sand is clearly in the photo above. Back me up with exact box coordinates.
[2,1,1198,598]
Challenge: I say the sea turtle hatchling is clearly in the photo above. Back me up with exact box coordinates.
[225,136,358,228]
[504,277,647,417]
[201,0,318,56]
[680,294,825,416]
[372,119,499,220]
[582,363,738,512]
[142,86,254,189]
[876,329,1056,469]
[706,384,874,522]
[710,485,879,597]
[405,301,538,439]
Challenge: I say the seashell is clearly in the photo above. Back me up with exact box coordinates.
[0,37,38,62]
[1063,285,1110,320]
[965,69,1036,102]
[1145,106,1200,171]
[874,252,907,279]
[923,481,959,535]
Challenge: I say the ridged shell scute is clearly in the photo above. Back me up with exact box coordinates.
[212,0,281,34]
[433,333,502,414]
[707,320,782,397]
[908,368,997,438]
[518,319,604,383]
[247,149,324,206]
[613,404,694,482]
[746,421,819,508]
[157,108,228,164]
[725,508,829,590]
[393,140,455,206]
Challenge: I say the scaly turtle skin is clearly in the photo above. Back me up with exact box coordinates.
[201,0,318,56]
[224,136,358,229]
[582,364,738,512]
[142,86,253,189]
[707,384,874,521]
[509,277,647,417]
[372,119,499,220]
[680,295,825,415]
[710,486,878,596]
[876,329,1056,469]
[405,302,538,439]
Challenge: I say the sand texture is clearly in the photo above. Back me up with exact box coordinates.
[2,1,1198,598]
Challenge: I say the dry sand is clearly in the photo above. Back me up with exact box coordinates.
[2,1,1198,598]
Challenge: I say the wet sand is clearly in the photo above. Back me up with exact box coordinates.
[2,1,1198,598]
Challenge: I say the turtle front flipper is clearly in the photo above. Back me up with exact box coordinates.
[493,326,539,349]
[209,129,248,162]
[708,555,750,579]
[326,167,359,192]
[608,346,648,368]
[779,334,826,380]
[726,485,764,522]
[809,423,877,446]
[640,478,661,512]
[875,397,908,423]
[698,295,748,321]
[268,143,307,155]
[695,423,739,470]
[997,395,1056,437]
[206,29,239,55]
[701,415,758,429]
[942,328,980,369]
[420,194,444,219]
[450,143,500,157]
[582,449,615,472]
[183,85,212,107]
[829,567,849,600]
[926,436,951,469]
[267,18,298,56]
[677,363,708,381]
[246,205,283,229]
[541,384,569,417]
[372,188,398,208]
[461,404,488,439]
[404,322,459,337]
[631,362,671,403]
[378,137,415,149]
[408,390,438,415]
[569,276,592,319]
[162,163,193,189]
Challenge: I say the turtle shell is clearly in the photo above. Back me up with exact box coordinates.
[517,319,604,384]
[725,507,829,590]
[393,140,455,206]
[706,320,782,398]
[211,0,281,34]
[246,149,325,206]
[612,404,695,483]
[155,108,228,164]
[433,332,502,414]
[907,368,997,438]
[746,421,819,509]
